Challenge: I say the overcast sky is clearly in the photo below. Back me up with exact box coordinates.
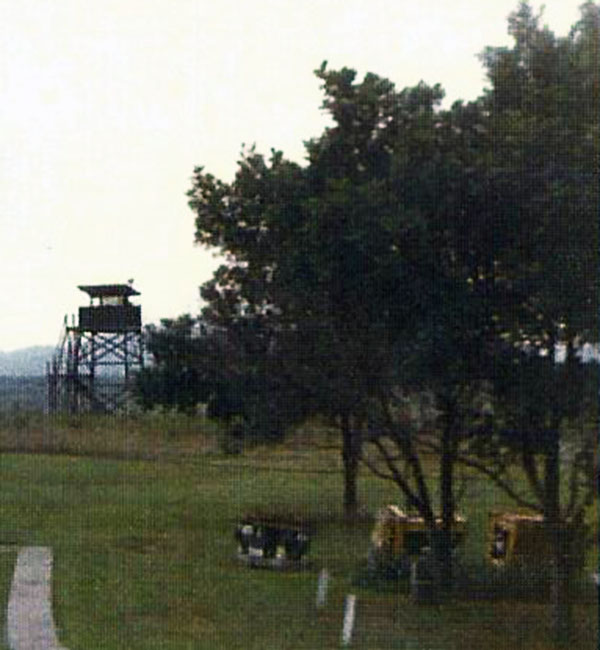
[0,0,585,351]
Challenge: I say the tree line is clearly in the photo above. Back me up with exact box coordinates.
[136,3,599,643]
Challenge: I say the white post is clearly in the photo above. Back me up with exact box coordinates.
[316,568,329,608]
[410,559,418,600]
[341,594,357,646]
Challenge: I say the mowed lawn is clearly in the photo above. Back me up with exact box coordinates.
[0,427,595,649]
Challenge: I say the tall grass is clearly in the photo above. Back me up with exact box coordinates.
[0,410,222,460]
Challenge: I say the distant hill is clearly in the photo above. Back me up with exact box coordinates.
[0,346,54,377]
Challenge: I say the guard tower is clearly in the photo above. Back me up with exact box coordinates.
[47,284,143,413]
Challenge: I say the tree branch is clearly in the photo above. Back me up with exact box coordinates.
[377,394,434,519]
[455,452,541,512]
[521,442,546,505]
[566,448,595,519]
[365,437,434,522]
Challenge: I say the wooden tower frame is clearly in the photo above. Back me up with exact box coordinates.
[47,284,143,413]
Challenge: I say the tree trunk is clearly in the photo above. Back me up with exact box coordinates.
[550,527,573,646]
[544,429,573,645]
[436,412,455,591]
[341,414,361,518]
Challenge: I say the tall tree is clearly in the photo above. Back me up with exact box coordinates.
[188,67,445,516]
[463,3,599,642]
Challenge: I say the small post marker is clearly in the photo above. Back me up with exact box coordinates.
[341,594,357,646]
[316,568,329,608]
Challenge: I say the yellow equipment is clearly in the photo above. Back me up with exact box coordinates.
[369,505,466,574]
[487,511,551,567]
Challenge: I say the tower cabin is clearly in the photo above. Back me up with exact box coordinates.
[48,283,143,413]
[77,284,141,333]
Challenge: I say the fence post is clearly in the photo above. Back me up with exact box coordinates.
[341,594,357,646]
[316,568,329,608]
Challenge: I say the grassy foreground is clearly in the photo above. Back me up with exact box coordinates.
[0,414,595,649]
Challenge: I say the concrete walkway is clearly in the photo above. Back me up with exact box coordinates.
[6,547,66,650]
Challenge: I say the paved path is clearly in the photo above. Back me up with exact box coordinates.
[6,547,66,650]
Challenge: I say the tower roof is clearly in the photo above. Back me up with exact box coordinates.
[78,284,140,298]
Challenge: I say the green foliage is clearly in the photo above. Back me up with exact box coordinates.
[187,63,448,410]
[479,1,599,343]
[135,315,210,413]
[137,315,308,446]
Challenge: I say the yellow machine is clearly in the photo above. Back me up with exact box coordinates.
[487,510,553,567]
[369,505,466,574]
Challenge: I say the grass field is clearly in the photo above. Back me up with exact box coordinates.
[0,414,595,649]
